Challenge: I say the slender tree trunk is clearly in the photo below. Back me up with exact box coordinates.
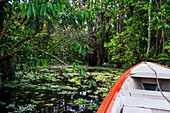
[155,28,158,55]
[146,0,152,59]
[97,12,106,66]
[162,28,165,53]
[155,0,159,56]
[86,49,98,66]
[115,2,124,68]
[160,0,165,53]
[85,0,98,66]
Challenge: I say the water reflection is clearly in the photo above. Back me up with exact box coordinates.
[0,66,121,113]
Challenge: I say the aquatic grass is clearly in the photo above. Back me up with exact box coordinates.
[2,65,124,112]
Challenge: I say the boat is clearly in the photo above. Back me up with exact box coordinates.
[97,61,170,113]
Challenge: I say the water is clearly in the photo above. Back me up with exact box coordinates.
[0,66,122,113]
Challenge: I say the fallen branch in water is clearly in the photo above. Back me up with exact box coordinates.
[37,48,68,66]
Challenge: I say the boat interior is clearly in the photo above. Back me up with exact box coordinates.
[111,62,170,113]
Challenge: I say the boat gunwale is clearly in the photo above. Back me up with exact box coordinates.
[97,61,144,113]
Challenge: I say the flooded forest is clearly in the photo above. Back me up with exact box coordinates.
[0,0,169,112]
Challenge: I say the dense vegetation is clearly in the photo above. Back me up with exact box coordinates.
[0,0,169,112]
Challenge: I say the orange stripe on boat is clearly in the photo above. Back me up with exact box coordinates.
[97,61,144,113]
[154,63,170,69]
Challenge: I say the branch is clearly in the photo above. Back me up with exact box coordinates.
[37,48,68,66]
[105,9,124,27]
[154,0,159,8]
[9,33,37,53]
[12,48,69,66]
[11,47,33,56]
[0,9,13,40]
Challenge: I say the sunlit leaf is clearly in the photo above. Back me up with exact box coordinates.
[57,1,60,16]
[27,3,32,18]
[32,4,36,17]
[73,62,76,72]
[40,4,44,16]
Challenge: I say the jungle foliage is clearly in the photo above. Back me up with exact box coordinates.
[0,0,170,84]
[0,0,170,112]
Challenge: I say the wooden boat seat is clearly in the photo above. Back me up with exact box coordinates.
[131,74,170,79]
[130,89,170,100]
[122,106,152,113]
[122,96,170,111]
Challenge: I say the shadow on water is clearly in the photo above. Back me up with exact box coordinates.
[0,66,122,113]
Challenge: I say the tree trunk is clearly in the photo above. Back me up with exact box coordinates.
[162,28,165,53]
[146,0,152,59]
[160,0,165,53]
[155,28,158,55]
[97,12,106,66]
[86,49,98,66]
[0,56,15,81]
[115,2,124,68]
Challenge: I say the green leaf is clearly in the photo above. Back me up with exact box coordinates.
[40,4,44,16]
[0,48,5,55]
[12,1,17,9]
[44,6,47,17]
[73,62,76,72]
[24,1,27,10]
[21,2,24,10]
[74,45,79,50]
[158,25,162,29]
[80,67,84,75]
[82,12,84,19]
[49,2,53,9]
[79,46,82,53]
[57,2,60,16]
[32,4,36,17]
[165,46,170,49]
[51,7,55,16]
[165,24,170,29]
[47,2,50,7]
[85,12,88,19]
[53,4,57,16]
[88,22,91,30]
[62,5,64,13]
[27,3,32,18]
[72,7,75,15]
[0,101,6,106]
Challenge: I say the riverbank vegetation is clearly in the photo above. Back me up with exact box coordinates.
[0,0,169,112]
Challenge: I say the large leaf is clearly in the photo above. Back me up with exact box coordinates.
[40,4,44,16]
[57,1,60,16]
[32,4,36,17]
[44,6,47,17]
[27,3,32,18]
[73,62,76,72]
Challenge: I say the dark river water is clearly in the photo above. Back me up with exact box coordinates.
[0,66,122,113]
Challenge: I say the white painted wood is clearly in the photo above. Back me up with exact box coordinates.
[130,62,170,79]
[131,74,170,79]
[123,106,152,113]
[152,109,170,113]
[109,62,170,113]
[122,97,170,111]
[110,95,122,113]
[131,89,170,100]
